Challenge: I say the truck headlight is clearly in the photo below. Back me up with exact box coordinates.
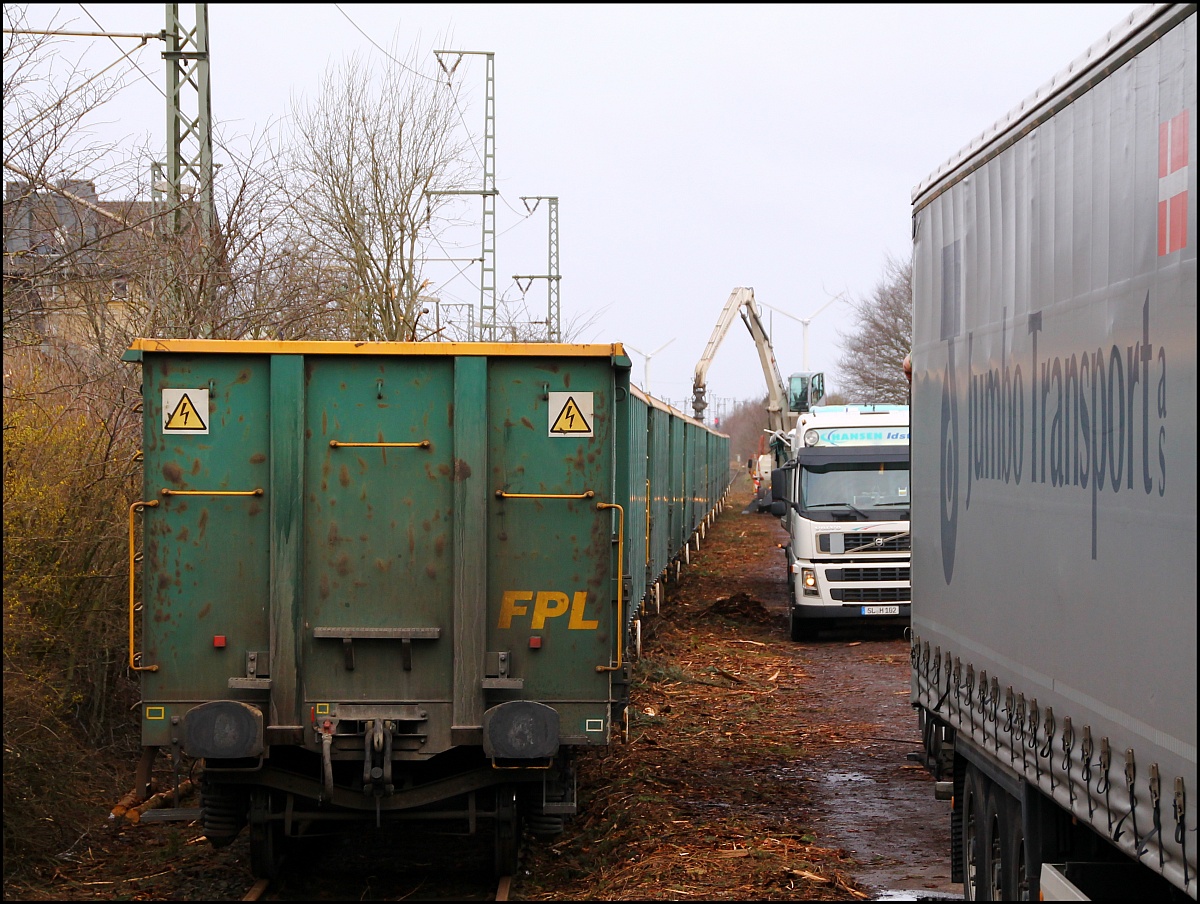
[804,429,820,447]
[802,567,819,596]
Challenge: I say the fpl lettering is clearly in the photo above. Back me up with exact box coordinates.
[498,590,599,630]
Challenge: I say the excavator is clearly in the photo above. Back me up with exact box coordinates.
[691,287,824,510]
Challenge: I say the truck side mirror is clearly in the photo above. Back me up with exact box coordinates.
[771,463,795,506]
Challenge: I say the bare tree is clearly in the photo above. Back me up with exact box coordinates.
[285,47,472,341]
[2,4,147,347]
[836,255,912,404]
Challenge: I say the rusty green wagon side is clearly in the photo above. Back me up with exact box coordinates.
[122,337,729,878]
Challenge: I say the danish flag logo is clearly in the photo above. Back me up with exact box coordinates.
[1158,110,1189,256]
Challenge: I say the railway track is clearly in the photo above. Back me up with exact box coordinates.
[231,818,521,901]
[240,873,513,902]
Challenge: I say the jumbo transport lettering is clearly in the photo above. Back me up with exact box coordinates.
[962,294,1169,558]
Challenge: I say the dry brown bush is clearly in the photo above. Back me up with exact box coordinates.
[3,346,142,879]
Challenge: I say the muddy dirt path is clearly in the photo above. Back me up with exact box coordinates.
[785,629,960,899]
[720,486,961,899]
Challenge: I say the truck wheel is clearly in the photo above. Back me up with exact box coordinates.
[961,764,987,900]
[789,609,817,642]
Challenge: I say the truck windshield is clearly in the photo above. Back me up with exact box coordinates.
[799,460,909,520]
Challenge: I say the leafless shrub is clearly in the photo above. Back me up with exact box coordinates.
[836,255,912,404]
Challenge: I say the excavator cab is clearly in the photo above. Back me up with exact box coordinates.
[788,372,824,413]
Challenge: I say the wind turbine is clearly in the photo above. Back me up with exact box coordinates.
[758,293,845,371]
[624,338,675,395]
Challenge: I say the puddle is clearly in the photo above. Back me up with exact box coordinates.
[787,635,963,900]
[825,770,872,783]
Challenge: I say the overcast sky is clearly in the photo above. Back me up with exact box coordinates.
[16,3,1143,415]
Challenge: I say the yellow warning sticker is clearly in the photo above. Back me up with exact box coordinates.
[162,388,209,434]
[548,391,593,437]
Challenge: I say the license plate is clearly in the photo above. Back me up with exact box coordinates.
[861,605,900,616]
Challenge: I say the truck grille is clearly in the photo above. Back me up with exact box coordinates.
[826,567,910,582]
[831,587,911,603]
[819,532,910,553]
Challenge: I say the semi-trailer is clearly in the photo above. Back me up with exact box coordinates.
[908,4,1196,899]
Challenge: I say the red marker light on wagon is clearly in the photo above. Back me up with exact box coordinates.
[213,635,226,648]
[529,636,543,649]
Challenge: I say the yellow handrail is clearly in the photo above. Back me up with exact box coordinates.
[595,502,625,674]
[132,489,263,672]
[493,491,621,672]
[329,440,430,448]
[128,500,159,672]
[160,488,263,497]
[495,490,595,500]
[644,478,651,566]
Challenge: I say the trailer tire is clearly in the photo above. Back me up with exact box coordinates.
[1003,793,1029,901]
[961,764,987,900]
[981,788,1006,901]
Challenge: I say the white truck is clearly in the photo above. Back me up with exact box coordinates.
[909,3,1196,900]
[771,404,911,641]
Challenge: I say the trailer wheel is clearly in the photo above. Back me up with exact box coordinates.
[961,764,987,900]
[981,789,1006,901]
[1003,793,1029,901]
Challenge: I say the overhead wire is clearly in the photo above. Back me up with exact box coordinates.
[77,3,292,200]
[332,3,539,304]
[73,4,537,324]
[331,3,443,85]
[332,3,535,224]
[7,8,158,177]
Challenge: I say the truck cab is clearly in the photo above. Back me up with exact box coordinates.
[772,405,910,640]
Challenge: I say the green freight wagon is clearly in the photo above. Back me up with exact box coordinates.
[122,338,728,878]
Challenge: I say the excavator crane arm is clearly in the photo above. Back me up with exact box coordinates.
[691,287,753,420]
[691,287,795,437]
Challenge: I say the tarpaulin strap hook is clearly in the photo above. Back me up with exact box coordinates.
[1173,777,1188,886]
[1113,748,1139,846]
[1061,716,1075,807]
[1081,726,1095,819]
[1099,737,1113,834]
[1144,763,1163,868]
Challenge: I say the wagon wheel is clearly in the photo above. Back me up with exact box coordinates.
[248,789,286,881]
[493,784,521,878]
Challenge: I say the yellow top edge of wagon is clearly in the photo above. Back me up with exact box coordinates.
[124,338,627,359]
